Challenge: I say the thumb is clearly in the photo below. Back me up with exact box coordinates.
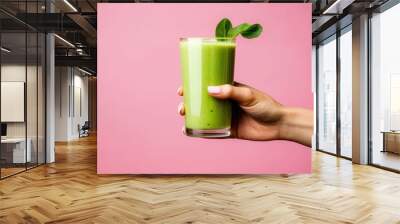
[208,84,256,107]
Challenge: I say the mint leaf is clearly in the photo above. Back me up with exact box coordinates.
[241,24,263,39]
[215,18,263,40]
[215,18,232,38]
[227,23,251,38]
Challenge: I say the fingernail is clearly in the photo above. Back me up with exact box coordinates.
[208,86,221,94]
[178,103,183,114]
[177,87,182,95]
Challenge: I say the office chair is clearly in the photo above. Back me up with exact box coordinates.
[79,121,90,138]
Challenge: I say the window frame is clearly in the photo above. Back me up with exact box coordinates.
[315,23,353,160]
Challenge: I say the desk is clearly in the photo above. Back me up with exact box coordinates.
[382,131,400,154]
[1,138,31,164]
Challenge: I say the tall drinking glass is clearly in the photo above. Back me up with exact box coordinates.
[180,37,236,138]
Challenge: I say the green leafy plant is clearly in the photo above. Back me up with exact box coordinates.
[215,18,263,39]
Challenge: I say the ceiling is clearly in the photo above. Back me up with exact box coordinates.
[0,0,392,74]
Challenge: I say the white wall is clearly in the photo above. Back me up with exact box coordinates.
[55,66,70,141]
[1,65,41,137]
[73,73,89,137]
[1,65,28,141]
[55,67,89,141]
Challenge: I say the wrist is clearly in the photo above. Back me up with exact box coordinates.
[278,106,295,141]
[278,106,313,146]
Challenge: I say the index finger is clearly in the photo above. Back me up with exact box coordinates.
[177,86,183,96]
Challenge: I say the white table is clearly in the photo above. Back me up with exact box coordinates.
[1,138,32,163]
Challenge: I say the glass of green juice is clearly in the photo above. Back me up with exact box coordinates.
[180,37,236,138]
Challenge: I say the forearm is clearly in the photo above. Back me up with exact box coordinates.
[278,107,313,147]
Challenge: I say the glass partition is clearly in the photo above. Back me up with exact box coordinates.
[0,1,46,179]
[0,31,28,177]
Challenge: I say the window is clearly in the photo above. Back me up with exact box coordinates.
[316,25,353,158]
[317,35,337,154]
[339,27,352,158]
[370,3,400,171]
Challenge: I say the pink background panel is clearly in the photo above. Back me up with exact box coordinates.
[97,3,312,174]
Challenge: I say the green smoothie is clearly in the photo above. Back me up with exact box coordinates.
[180,38,235,137]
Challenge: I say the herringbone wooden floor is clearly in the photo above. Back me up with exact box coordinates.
[1,134,400,224]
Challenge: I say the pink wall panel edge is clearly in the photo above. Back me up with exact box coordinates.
[97,3,312,174]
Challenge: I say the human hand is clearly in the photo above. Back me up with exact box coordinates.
[177,83,313,147]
